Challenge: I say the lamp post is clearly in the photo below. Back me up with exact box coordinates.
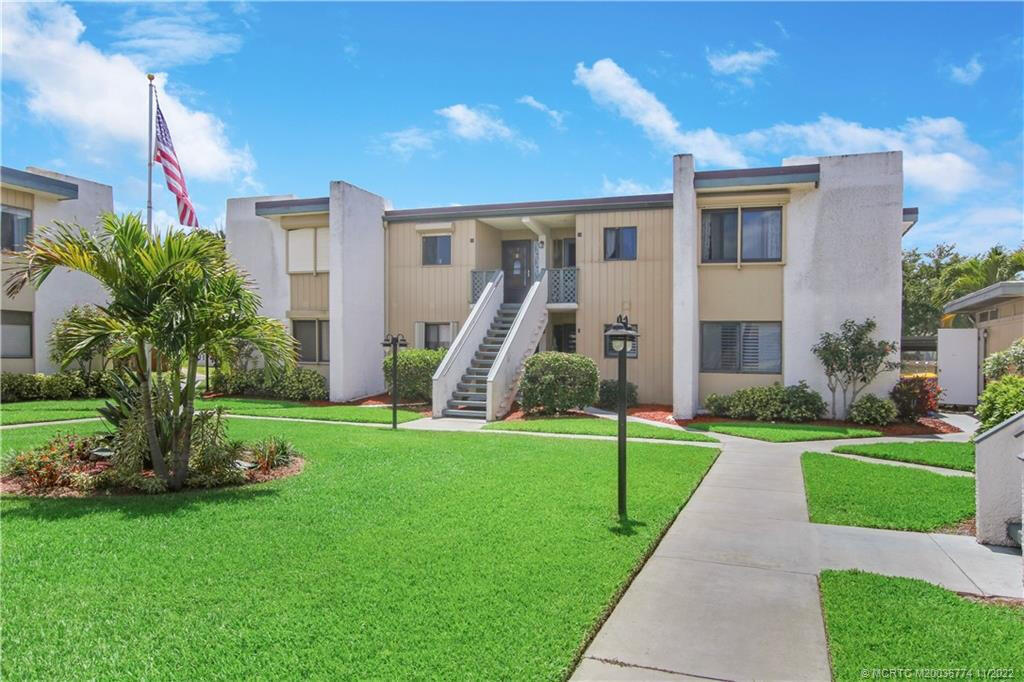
[381,333,408,430]
[604,315,638,518]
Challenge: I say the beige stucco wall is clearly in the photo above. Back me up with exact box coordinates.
[574,208,673,404]
[289,273,329,315]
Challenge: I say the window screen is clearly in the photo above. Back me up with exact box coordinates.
[741,208,782,262]
[1,206,31,252]
[293,320,317,362]
[422,235,451,265]
[317,320,329,362]
[701,209,738,263]
[603,227,637,261]
[701,322,781,373]
[1,310,32,358]
[424,323,452,350]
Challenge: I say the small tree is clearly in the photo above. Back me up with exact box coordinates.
[811,318,899,419]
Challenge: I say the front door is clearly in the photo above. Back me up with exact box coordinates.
[501,240,532,304]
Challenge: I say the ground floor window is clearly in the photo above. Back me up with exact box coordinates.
[701,321,781,373]
[424,323,452,350]
[603,322,638,358]
[293,319,329,362]
[553,324,576,353]
[1,310,32,358]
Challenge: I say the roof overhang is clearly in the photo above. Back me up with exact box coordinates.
[0,166,78,200]
[254,197,329,217]
[901,207,919,235]
[943,280,1024,314]
[694,163,819,193]
[384,193,672,224]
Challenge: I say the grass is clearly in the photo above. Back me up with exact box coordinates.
[484,416,717,442]
[0,396,423,426]
[686,421,881,442]
[832,441,975,472]
[801,452,974,532]
[1,419,717,680]
[820,570,1024,679]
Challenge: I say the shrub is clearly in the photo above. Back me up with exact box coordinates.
[847,394,898,426]
[982,337,1024,380]
[519,352,599,415]
[41,372,88,400]
[2,432,105,490]
[211,366,327,402]
[889,376,941,422]
[596,379,638,410]
[250,436,297,473]
[726,384,785,421]
[703,392,733,417]
[975,375,1024,435]
[779,381,828,422]
[382,349,446,402]
[702,382,826,422]
[0,373,45,402]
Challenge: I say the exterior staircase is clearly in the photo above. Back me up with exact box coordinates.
[442,303,520,418]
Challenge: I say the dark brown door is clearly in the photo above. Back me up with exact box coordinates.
[501,240,532,303]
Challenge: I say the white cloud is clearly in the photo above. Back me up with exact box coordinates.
[517,95,566,130]
[773,21,790,39]
[2,3,256,185]
[573,58,746,167]
[379,127,438,160]
[907,205,1024,255]
[435,104,536,152]
[706,45,778,83]
[111,5,243,69]
[601,176,672,196]
[949,56,984,85]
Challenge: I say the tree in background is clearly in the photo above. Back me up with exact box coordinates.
[938,245,1024,304]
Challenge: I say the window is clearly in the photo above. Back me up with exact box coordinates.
[741,208,782,262]
[603,227,636,261]
[1,310,32,358]
[603,322,639,358]
[293,319,329,362]
[424,323,452,350]
[422,235,451,265]
[2,206,31,252]
[552,238,576,268]
[287,227,328,273]
[701,207,782,263]
[553,324,576,353]
[701,322,781,373]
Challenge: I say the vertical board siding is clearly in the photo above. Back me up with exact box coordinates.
[289,273,329,313]
[1,188,34,211]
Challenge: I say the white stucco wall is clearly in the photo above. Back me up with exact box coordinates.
[327,181,389,402]
[782,151,904,414]
[225,196,293,331]
[26,169,113,374]
[672,154,699,419]
[975,410,1024,547]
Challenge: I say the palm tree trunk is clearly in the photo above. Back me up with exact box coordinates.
[136,340,169,481]
[170,354,199,491]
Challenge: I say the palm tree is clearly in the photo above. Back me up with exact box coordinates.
[937,245,1024,304]
[5,212,294,489]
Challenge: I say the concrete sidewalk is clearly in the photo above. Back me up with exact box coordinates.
[572,427,1022,681]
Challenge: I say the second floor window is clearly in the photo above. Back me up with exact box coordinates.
[552,238,576,267]
[701,207,782,263]
[2,206,31,252]
[422,235,451,265]
[603,226,637,261]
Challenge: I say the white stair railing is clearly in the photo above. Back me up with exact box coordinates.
[431,271,503,417]
[486,270,548,421]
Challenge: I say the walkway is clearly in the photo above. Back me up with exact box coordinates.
[572,424,1022,682]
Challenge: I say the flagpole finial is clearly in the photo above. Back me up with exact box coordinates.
[147,73,155,82]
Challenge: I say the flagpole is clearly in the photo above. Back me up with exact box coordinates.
[146,73,155,234]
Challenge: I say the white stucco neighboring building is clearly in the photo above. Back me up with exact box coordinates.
[1,166,114,374]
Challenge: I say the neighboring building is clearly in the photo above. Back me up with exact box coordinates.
[226,150,913,420]
[938,280,1024,404]
[1,167,113,374]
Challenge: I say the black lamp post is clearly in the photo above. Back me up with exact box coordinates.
[381,333,408,430]
[604,314,638,518]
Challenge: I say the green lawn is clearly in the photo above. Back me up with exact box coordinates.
[802,452,974,532]
[484,417,717,442]
[1,420,717,680]
[686,421,881,442]
[832,441,975,472]
[0,396,422,426]
[820,570,1024,679]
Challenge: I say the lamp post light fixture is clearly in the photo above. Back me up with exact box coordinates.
[381,333,408,430]
[604,314,639,518]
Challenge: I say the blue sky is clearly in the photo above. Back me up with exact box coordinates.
[3,2,1022,253]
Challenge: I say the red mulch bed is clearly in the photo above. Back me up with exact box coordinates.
[1,458,304,498]
[624,404,962,436]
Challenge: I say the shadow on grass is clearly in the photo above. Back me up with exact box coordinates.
[608,517,648,536]
[1,483,282,522]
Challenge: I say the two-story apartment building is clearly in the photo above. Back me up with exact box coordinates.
[226,150,914,420]
[1,167,113,374]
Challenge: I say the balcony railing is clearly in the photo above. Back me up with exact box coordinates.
[470,269,501,303]
[547,267,578,304]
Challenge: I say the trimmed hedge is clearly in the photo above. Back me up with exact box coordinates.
[520,352,599,415]
[1,370,122,402]
[596,379,638,410]
[975,375,1024,435]
[889,376,941,422]
[382,349,446,403]
[212,366,328,402]
[848,394,898,426]
[703,381,827,422]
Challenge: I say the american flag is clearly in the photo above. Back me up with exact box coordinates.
[153,95,200,228]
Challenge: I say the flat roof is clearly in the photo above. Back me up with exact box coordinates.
[0,166,78,200]
[943,280,1024,314]
[254,197,329,216]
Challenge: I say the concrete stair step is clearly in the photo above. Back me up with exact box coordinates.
[442,408,486,419]
[448,399,487,409]
[457,383,486,392]
[453,391,486,401]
